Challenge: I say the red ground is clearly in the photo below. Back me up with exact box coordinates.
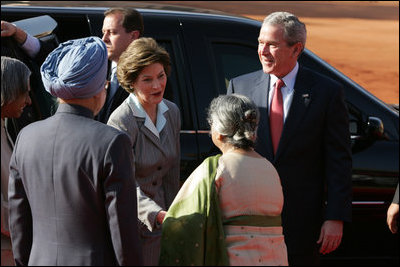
[152,1,399,105]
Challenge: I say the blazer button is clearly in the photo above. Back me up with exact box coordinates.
[152,181,157,186]
[157,166,162,171]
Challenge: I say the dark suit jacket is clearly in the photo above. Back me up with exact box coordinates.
[227,66,352,256]
[8,104,142,266]
[96,61,129,123]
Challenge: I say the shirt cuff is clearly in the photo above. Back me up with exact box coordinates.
[21,33,41,58]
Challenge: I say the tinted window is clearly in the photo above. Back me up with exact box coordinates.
[156,40,192,130]
[212,43,261,94]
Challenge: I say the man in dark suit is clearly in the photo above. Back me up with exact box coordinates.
[96,7,144,123]
[227,12,352,265]
[8,36,142,266]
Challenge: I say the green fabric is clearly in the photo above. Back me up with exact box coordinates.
[159,154,229,266]
[223,214,282,227]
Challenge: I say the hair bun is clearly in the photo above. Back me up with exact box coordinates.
[243,109,257,124]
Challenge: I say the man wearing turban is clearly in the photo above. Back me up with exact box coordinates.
[8,36,142,266]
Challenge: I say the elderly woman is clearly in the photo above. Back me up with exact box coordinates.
[107,37,180,266]
[159,94,288,266]
[1,56,31,237]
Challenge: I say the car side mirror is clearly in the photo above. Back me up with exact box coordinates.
[351,116,385,154]
[366,116,384,139]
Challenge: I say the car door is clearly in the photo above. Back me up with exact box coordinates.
[178,14,261,162]
[299,50,399,264]
[139,12,200,181]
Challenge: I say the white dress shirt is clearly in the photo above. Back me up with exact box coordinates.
[108,61,119,103]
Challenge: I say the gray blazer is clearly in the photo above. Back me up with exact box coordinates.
[108,97,180,265]
[8,104,142,266]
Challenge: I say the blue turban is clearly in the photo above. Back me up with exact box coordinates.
[41,36,107,99]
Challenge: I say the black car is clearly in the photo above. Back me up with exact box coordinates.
[1,4,398,266]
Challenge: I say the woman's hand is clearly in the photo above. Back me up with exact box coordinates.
[157,210,167,224]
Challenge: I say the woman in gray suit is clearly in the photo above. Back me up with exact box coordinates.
[108,37,180,266]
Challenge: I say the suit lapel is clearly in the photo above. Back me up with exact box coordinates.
[252,73,275,160]
[274,66,313,160]
[135,114,168,156]
[251,71,270,108]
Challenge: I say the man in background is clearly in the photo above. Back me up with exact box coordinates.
[96,7,144,123]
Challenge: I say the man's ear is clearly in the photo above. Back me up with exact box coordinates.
[130,30,140,41]
[293,42,303,58]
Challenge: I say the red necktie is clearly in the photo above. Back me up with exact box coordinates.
[270,79,285,155]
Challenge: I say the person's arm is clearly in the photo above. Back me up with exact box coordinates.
[319,82,352,254]
[104,133,142,265]
[161,105,181,219]
[1,20,40,58]
[136,184,165,230]
[8,135,33,266]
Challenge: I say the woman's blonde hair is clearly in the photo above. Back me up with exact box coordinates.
[117,37,171,93]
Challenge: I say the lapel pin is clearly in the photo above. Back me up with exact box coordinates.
[302,94,311,106]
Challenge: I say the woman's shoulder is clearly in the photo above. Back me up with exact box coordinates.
[163,99,181,128]
[107,101,139,140]
[163,99,179,113]
[108,100,133,124]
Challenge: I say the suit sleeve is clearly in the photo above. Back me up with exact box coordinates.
[8,135,33,266]
[163,106,181,208]
[324,84,353,222]
[393,183,399,204]
[108,113,164,232]
[103,133,142,266]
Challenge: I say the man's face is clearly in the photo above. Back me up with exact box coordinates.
[258,24,302,78]
[2,83,31,119]
[102,12,137,63]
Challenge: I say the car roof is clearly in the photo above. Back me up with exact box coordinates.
[1,4,261,27]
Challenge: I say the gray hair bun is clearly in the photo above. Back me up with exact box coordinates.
[207,94,259,150]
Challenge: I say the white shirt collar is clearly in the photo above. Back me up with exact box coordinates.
[268,62,299,121]
[127,93,169,138]
[270,62,299,93]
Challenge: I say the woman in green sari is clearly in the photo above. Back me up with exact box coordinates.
[160,94,288,266]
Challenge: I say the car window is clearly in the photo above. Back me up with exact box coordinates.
[157,40,193,130]
[157,41,179,106]
[211,42,261,94]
